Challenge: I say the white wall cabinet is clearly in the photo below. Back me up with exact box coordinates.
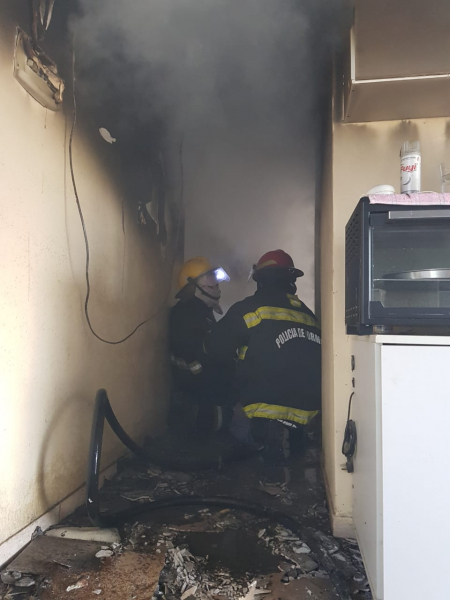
[351,336,450,600]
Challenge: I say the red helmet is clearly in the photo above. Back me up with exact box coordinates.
[252,249,304,281]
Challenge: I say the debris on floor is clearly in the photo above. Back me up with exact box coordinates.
[45,527,121,545]
[0,430,371,600]
[3,534,116,574]
[142,514,336,599]
[66,575,89,592]
[0,528,123,600]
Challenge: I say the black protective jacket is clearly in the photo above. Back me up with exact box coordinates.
[169,297,235,405]
[206,287,321,424]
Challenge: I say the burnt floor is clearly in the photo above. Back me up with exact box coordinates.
[1,429,371,600]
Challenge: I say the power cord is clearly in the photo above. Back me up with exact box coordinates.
[342,392,357,473]
[69,51,184,344]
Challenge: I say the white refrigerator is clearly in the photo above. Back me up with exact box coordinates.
[351,335,450,600]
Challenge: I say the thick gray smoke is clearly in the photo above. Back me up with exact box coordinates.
[72,0,350,312]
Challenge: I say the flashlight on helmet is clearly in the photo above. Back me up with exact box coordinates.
[213,267,230,283]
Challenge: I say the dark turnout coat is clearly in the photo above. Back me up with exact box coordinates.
[169,296,235,405]
[206,287,321,424]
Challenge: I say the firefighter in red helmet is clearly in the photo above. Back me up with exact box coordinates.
[206,250,321,483]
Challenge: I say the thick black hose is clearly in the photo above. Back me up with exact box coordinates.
[86,389,150,522]
[86,390,353,600]
[86,389,256,520]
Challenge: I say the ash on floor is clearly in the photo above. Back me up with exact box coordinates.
[0,430,371,600]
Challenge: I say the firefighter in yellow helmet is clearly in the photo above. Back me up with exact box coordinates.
[168,257,235,434]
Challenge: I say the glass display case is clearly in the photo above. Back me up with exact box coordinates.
[346,198,450,334]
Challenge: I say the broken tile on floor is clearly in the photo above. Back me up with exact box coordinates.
[45,527,120,545]
[3,536,109,575]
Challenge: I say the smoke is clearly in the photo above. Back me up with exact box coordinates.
[71,0,350,311]
[73,0,347,132]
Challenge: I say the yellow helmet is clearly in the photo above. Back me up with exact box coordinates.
[177,257,230,292]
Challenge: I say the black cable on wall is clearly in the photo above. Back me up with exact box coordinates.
[69,50,184,345]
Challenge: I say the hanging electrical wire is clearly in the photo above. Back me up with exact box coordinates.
[69,50,184,344]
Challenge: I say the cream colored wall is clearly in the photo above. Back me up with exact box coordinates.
[0,6,173,546]
[321,94,450,531]
[319,115,337,518]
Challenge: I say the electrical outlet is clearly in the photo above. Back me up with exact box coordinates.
[13,28,64,111]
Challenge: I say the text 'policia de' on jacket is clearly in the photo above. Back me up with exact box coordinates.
[205,288,321,425]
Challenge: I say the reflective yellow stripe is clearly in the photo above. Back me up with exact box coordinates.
[171,355,203,375]
[287,294,302,308]
[243,306,319,329]
[237,346,248,360]
[243,403,318,425]
[257,259,278,269]
[189,362,203,374]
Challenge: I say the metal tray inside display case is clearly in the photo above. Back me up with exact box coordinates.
[374,269,450,292]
